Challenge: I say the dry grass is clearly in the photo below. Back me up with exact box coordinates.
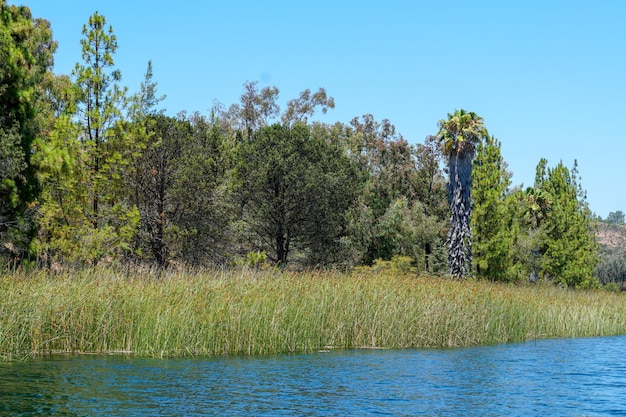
[1,267,625,361]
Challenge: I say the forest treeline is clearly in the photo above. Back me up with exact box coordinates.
[0,5,610,287]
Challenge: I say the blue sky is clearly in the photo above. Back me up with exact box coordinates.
[13,0,626,217]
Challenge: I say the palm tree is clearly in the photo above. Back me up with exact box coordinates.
[436,109,487,278]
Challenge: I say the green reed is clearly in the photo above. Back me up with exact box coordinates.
[1,268,625,360]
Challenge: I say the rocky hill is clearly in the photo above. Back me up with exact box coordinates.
[597,223,626,250]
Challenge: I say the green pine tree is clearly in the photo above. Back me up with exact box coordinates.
[534,159,599,287]
[35,12,139,266]
[0,1,56,264]
[471,135,515,281]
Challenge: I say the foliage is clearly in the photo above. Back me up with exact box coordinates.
[0,8,609,281]
[367,197,445,272]
[471,135,515,281]
[128,114,187,266]
[413,135,448,220]
[167,113,235,265]
[501,188,545,282]
[34,12,138,266]
[282,88,335,126]
[72,11,129,227]
[533,159,599,287]
[595,247,626,287]
[354,255,417,274]
[34,116,140,266]
[338,115,447,271]
[345,115,413,216]
[236,123,361,266]
[603,210,625,225]
[241,250,270,269]
[0,1,56,263]
[218,80,280,135]
[215,81,334,137]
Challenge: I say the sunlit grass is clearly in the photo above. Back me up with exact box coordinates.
[1,267,625,361]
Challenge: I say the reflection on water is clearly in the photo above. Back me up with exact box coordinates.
[1,335,626,416]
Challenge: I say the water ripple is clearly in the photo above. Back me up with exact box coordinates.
[1,335,625,416]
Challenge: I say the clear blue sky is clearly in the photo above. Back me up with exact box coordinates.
[12,0,626,217]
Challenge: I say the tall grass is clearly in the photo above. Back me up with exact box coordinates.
[1,268,626,360]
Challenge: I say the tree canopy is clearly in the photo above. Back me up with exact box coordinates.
[0,1,56,263]
[237,123,361,266]
[0,7,605,288]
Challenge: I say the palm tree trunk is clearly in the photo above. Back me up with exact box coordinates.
[447,154,473,278]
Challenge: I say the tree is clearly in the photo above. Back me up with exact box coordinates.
[534,159,599,287]
[72,11,128,230]
[214,81,280,137]
[595,247,626,287]
[414,135,448,220]
[122,60,169,265]
[370,197,446,272]
[124,107,236,268]
[333,116,448,271]
[0,1,56,264]
[342,115,418,265]
[130,115,187,266]
[471,135,515,281]
[282,88,335,126]
[168,113,235,265]
[503,186,550,282]
[413,135,448,272]
[216,82,335,137]
[604,211,625,225]
[213,84,357,267]
[35,12,138,266]
[237,123,360,266]
[436,109,488,278]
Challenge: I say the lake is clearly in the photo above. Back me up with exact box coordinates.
[1,335,625,416]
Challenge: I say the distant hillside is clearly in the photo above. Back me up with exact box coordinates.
[597,222,626,250]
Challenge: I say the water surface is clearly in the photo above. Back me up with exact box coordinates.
[1,335,625,416]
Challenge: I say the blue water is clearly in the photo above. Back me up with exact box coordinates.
[1,335,625,416]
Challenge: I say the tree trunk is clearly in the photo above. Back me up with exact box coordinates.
[447,153,473,278]
[275,229,289,266]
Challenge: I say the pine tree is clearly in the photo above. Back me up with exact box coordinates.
[35,12,139,266]
[534,160,599,287]
[0,2,55,263]
[471,135,515,281]
[236,123,361,266]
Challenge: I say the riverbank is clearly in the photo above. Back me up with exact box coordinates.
[2,268,625,360]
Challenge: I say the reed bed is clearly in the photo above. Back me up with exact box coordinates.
[1,268,625,361]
